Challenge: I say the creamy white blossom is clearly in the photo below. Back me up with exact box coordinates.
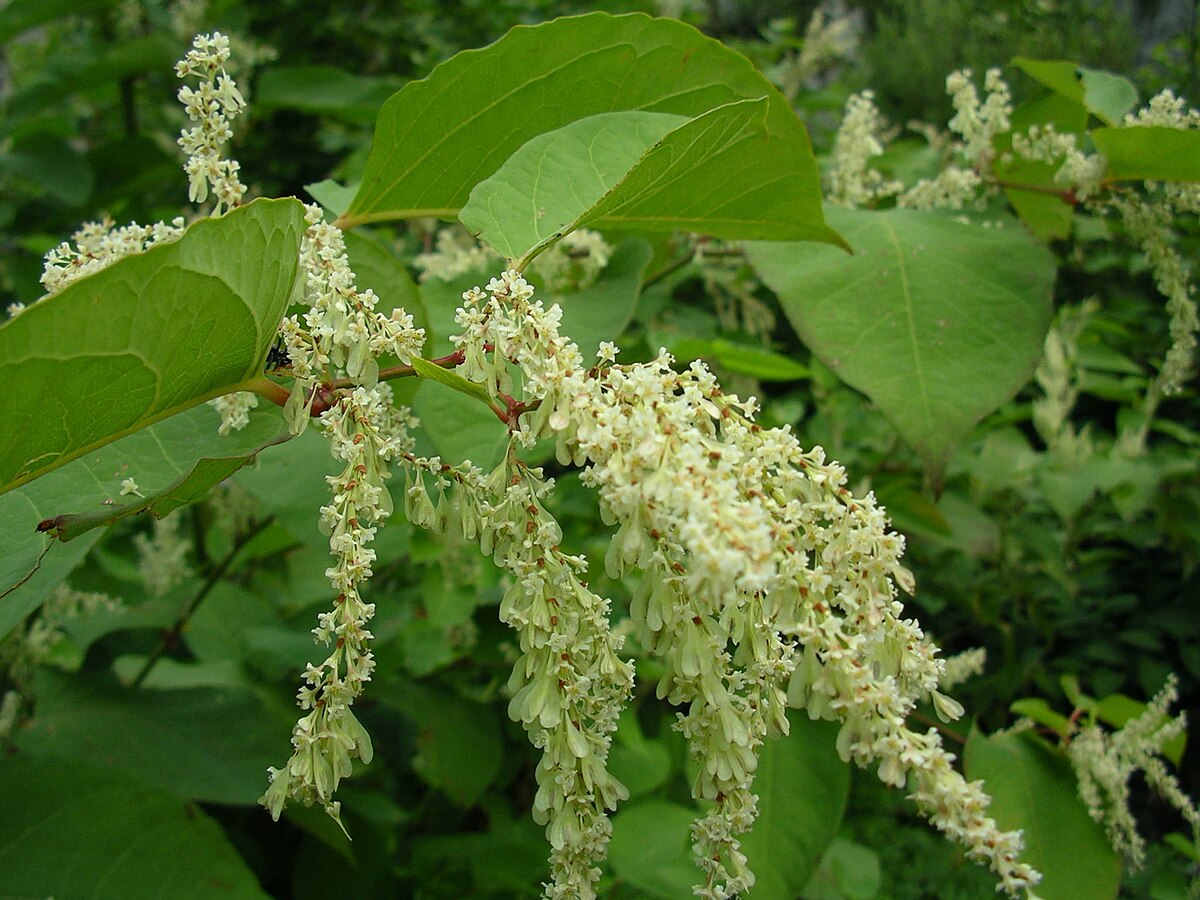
[443,268,1040,898]
[175,32,247,212]
[1067,675,1199,869]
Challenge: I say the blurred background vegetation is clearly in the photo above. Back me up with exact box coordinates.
[1,1,1198,898]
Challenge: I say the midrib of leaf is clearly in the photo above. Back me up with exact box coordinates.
[881,218,936,434]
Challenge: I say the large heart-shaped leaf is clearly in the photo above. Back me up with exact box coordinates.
[748,207,1055,482]
[964,729,1121,900]
[0,755,268,899]
[0,197,305,494]
[341,12,836,246]
[0,405,289,639]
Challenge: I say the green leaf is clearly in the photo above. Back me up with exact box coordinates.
[964,729,1121,900]
[16,670,293,805]
[1091,127,1200,182]
[1009,697,1072,737]
[255,66,402,123]
[996,92,1085,240]
[410,356,496,407]
[306,179,360,217]
[741,715,848,899]
[671,337,810,381]
[343,12,836,245]
[1011,58,1138,126]
[461,110,688,260]
[608,800,700,899]
[0,755,267,899]
[0,405,289,639]
[377,681,503,807]
[0,197,306,494]
[462,99,837,263]
[747,207,1055,482]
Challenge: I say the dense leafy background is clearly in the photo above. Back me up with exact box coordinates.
[1,2,1198,899]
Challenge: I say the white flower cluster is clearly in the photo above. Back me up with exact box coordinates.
[1066,675,1199,869]
[175,32,247,212]
[280,205,425,426]
[946,68,1012,165]
[415,227,501,282]
[445,268,1040,897]
[40,217,186,296]
[210,391,259,434]
[261,206,425,829]
[827,91,903,208]
[401,447,633,900]
[1124,88,1200,130]
[415,226,612,294]
[1033,301,1098,455]
[1009,125,1107,201]
[261,384,413,831]
[37,31,251,301]
[895,68,1011,211]
[939,646,988,691]
[134,512,192,597]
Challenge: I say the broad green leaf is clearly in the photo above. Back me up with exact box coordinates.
[461,110,688,261]
[462,99,835,263]
[0,405,289,640]
[1091,127,1200,182]
[741,715,848,899]
[608,800,699,898]
[343,12,837,246]
[0,197,305,494]
[377,681,503,807]
[255,66,402,123]
[16,669,292,805]
[1011,58,1138,125]
[0,756,267,899]
[747,207,1055,482]
[964,729,1121,900]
